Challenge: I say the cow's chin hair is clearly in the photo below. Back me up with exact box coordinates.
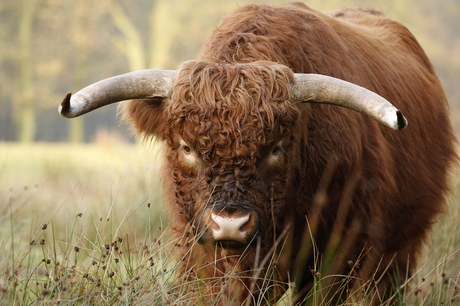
[214,240,249,251]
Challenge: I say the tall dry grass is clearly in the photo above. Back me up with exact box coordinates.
[0,142,459,305]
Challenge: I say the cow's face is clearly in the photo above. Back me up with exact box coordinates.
[164,60,301,250]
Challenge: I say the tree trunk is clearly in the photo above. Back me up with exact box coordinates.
[17,0,36,142]
[110,0,146,71]
[68,0,90,143]
[149,0,173,69]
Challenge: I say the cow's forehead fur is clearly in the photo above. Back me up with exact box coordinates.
[166,60,300,165]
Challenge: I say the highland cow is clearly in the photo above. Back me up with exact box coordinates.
[59,2,457,304]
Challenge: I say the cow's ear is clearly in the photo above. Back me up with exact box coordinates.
[120,97,169,140]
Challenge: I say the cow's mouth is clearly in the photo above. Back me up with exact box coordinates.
[197,234,260,251]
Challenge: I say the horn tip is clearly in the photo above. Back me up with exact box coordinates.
[396,110,408,130]
[59,92,72,118]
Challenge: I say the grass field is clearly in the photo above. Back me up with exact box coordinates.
[1,142,459,305]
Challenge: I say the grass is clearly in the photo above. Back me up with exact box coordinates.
[0,141,459,305]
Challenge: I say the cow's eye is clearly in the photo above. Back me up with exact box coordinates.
[179,139,193,155]
[183,145,191,154]
[272,146,281,156]
[179,139,199,171]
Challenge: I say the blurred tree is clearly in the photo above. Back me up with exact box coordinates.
[17,0,37,142]
[111,0,147,71]
[0,2,14,141]
[69,0,91,143]
[149,0,174,69]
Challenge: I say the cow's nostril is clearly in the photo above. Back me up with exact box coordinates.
[238,215,253,233]
[209,212,255,243]
[209,218,221,231]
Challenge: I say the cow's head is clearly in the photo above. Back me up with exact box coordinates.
[59,60,407,250]
[162,60,301,249]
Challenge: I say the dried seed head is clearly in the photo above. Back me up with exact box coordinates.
[147,203,151,208]
[77,213,83,217]
[41,224,48,230]
[74,246,80,252]
[115,258,119,263]
[118,237,123,243]
[30,240,36,246]
[108,271,114,278]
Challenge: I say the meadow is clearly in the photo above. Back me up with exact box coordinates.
[1,141,459,305]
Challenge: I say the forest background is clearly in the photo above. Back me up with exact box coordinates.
[1,0,459,143]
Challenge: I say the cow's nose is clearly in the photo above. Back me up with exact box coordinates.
[208,212,257,244]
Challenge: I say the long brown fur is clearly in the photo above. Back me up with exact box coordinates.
[122,3,457,304]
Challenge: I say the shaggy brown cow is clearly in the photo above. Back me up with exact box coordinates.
[59,3,457,304]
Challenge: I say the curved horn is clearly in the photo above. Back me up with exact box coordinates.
[59,69,176,118]
[291,74,407,130]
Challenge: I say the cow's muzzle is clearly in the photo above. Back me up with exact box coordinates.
[197,207,260,250]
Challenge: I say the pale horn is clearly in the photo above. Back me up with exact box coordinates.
[59,70,176,118]
[291,74,407,130]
